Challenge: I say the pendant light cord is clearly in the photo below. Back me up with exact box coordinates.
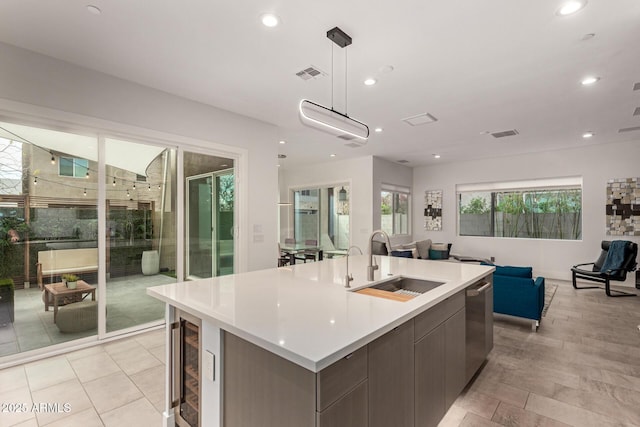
[331,43,334,110]
[345,47,348,116]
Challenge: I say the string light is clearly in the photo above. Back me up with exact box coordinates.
[126,189,130,197]
[132,183,136,190]
[83,188,87,196]
[158,183,161,190]
[34,177,37,185]
[50,154,55,165]
[148,184,151,191]
[112,177,116,186]
[85,171,90,179]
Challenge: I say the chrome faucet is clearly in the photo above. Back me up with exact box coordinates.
[344,246,363,288]
[368,230,392,281]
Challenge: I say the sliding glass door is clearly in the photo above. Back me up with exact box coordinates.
[184,152,234,279]
[291,185,349,251]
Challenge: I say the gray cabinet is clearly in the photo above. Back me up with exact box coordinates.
[368,320,414,427]
[414,291,466,427]
[316,346,368,427]
[317,381,368,427]
[415,324,445,427]
[444,309,466,408]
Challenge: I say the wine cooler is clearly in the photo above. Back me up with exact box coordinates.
[171,310,201,427]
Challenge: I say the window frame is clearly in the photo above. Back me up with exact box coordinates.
[457,177,583,240]
[381,185,411,237]
[58,156,89,178]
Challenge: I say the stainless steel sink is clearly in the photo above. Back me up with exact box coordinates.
[353,276,445,301]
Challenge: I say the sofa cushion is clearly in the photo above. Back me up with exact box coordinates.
[391,250,413,258]
[415,239,432,259]
[429,249,450,259]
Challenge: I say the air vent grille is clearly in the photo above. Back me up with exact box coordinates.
[402,113,438,126]
[344,142,362,148]
[634,107,640,116]
[491,129,519,138]
[634,82,640,91]
[295,65,327,81]
[619,126,640,133]
[397,160,409,164]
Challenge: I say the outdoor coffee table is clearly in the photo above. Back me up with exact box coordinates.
[44,280,96,323]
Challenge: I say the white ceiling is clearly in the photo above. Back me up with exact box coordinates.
[0,0,639,167]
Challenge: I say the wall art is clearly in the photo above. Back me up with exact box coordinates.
[606,177,640,235]
[424,190,443,231]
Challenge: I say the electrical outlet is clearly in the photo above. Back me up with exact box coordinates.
[205,350,215,381]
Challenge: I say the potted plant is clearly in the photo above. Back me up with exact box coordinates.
[62,274,79,289]
[1,216,30,325]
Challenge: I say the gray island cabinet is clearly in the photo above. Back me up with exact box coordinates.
[147,255,494,427]
[223,289,469,427]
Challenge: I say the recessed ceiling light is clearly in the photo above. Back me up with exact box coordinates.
[86,5,101,15]
[582,132,594,138]
[374,127,383,133]
[433,154,441,159]
[556,1,587,16]
[279,140,286,144]
[261,13,280,27]
[364,78,377,86]
[581,76,600,85]
[330,154,336,157]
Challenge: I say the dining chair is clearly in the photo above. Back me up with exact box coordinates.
[302,239,319,262]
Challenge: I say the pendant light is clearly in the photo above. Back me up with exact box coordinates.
[338,186,348,202]
[299,27,369,142]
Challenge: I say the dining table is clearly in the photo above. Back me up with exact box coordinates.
[280,243,324,264]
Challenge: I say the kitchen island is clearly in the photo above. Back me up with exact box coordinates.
[148,255,494,427]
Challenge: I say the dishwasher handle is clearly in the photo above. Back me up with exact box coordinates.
[466,281,491,297]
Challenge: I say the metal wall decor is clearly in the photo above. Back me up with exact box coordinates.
[424,190,443,231]
[606,177,640,235]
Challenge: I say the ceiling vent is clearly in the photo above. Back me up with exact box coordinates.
[634,82,640,91]
[344,142,362,148]
[491,129,519,138]
[402,113,438,126]
[397,160,410,164]
[619,126,640,133]
[295,65,327,81]
[633,107,640,116]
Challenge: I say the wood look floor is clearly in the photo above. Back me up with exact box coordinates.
[440,280,640,427]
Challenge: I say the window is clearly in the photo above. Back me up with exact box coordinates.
[291,185,349,250]
[59,157,89,178]
[458,177,582,240]
[381,186,410,236]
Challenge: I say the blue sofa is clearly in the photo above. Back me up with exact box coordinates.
[482,263,545,331]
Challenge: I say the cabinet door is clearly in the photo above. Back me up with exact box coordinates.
[444,308,466,409]
[415,324,445,427]
[369,320,414,427]
[316,380,368,427]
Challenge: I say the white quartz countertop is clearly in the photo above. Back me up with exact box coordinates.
[147,255,494,372]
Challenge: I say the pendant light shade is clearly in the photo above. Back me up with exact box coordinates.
[338,186,348,202]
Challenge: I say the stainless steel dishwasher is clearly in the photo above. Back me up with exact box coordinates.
[465,277,494,383]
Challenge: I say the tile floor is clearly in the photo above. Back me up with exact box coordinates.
[1,280,640,426]
[441,280,640,427]
[0,328,165,427]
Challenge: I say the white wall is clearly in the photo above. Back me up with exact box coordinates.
[280,156,373,252]
[412,140,640,286]
[0,42,278,272]
[372,156,413,246]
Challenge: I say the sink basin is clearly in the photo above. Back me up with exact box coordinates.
[354,277,445,302]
